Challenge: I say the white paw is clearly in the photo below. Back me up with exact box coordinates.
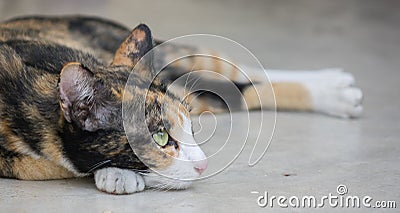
[94,167,145,194]
[305,70,363,118]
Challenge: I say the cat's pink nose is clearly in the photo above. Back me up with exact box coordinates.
[193,159,208,175]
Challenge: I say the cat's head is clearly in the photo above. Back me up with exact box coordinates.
[58,24,207,189]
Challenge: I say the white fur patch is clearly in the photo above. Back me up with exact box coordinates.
[298,69,363,118]
[143,112,207,190]
[94,167,145,194]
[262,68,363,118]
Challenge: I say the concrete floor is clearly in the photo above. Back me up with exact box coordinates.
[1,0,399,212]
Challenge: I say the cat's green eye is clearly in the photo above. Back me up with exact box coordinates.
[152,130,169,147]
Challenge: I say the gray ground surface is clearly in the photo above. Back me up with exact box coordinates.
[0,0,399,212]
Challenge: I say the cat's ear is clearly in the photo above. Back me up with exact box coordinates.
[59,62,99,130]
[111,24,154,73]
[59,63,120,131]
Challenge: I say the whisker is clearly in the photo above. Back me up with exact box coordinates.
[130,169,149,173]
[162,184,175,192]
[187,74,203,93]
[87,160,112,173]
[183,68,193,90]
[148,183,167,192]
[138,171,154,176]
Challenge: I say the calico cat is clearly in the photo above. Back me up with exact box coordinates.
[0,16,363,194]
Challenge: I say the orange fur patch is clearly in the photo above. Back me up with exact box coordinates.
[242,82,312,111]
[12,156,74,180]
[140,145,175,170]
[33,74,57,97]
[112,28,147,67]
[0,120,38,156]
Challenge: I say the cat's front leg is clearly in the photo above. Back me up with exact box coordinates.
[94,167,145,194]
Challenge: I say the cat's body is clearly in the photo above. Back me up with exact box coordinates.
[0,16,362,194]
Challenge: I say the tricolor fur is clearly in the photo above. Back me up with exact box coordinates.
[0,16,362,194]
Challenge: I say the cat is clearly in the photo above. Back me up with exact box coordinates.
[0,16,363,194]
